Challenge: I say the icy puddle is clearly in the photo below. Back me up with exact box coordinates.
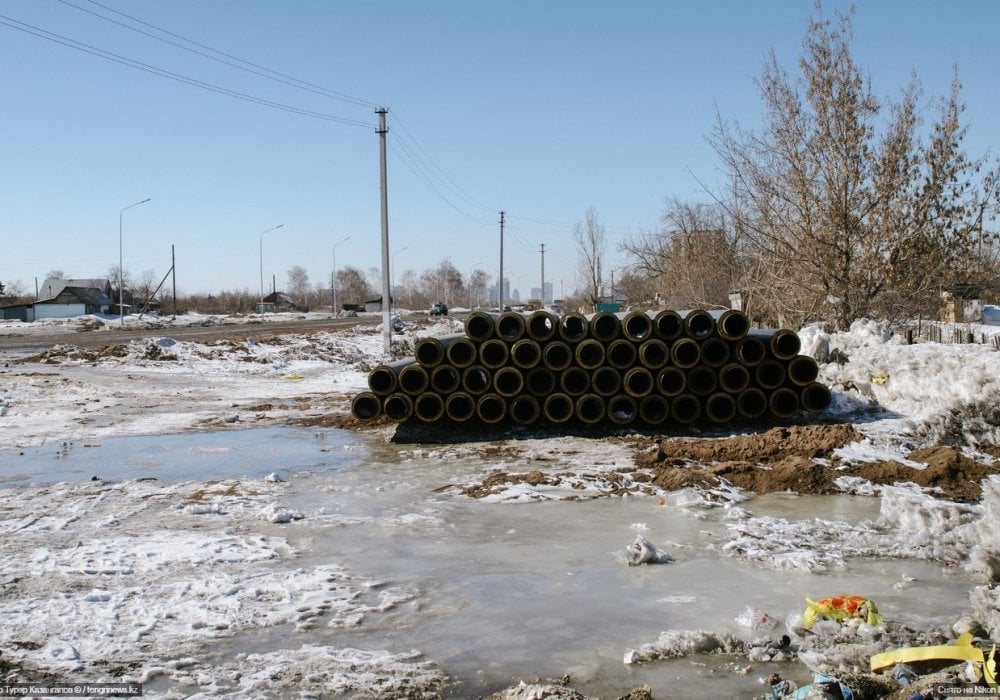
[0,425,985,698]
[0,425,366,486]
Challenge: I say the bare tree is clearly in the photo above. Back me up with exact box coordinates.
[573,207,606,307]
[621,198,742,309]
[286,265,311,305]
[336,266,374,306]
[707,5,998,329]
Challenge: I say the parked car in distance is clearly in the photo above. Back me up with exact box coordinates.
[429,302,448,316]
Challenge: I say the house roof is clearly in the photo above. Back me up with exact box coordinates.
[38,286,114,307]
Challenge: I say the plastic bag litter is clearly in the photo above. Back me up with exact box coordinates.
[735,605,779,631]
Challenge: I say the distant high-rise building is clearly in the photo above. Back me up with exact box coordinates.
[543,282,553,304]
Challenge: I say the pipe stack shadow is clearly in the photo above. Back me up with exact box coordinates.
[351,308,832,428]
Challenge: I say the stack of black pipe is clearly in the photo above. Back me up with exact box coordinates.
[350,308,832,428]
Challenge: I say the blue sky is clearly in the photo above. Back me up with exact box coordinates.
[2,1,998,299]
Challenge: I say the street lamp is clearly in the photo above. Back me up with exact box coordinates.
[259,224,284,314]
[332,235,351,315]
[119,197,151,326]
[391,245,407,313]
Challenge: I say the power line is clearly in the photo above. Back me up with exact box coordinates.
[60,0,379,109]
[0,13,374,128]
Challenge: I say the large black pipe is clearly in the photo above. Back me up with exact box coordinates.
[478,338,509,369]
[367,358,415,396]
[509,394,541,425]
[350,391,382,422]
[511,338,542,369]
[754,360,786,390]
[543,393,574,424]
[737,388,768,419]
[800,382,832,413]
[606,394,637,425]
[733,336,767,366]
[475,393,506,424]
[445,337,477,369]
[607,339,638,369]
[527,310,558,342]
[769,387,800,418]
[700,337,731,367]
[494,366,525,397]
[638,394,670,425]
[430,364,461,394]
[589,312,621,342]
[558,311,589,343]
[621,311,654,342]
[705,392,736,423]
[496,311,527,343]
[656,367,686,396]
[787,355,820,386]
[525,367,557,396]
[574,394,605,424]
[575,338,606,370]
[591,366,622,397]
[623,367,654,397]
[464,311,497,343]
[686,366,717,396]
[461,365,492,395]
[652,309,683,341]
[680,309,715,340]
[708,309,751,341]
[670,393,701,424]
[749,328,801,361]
[560,366,590,396]
[638,339,669,369]
[445,392,476,422]
[542,341,572,371]
[671,338,701,369]
[382,393,413,422]
[414,392,445,422]
[398,364,430,395]
[718,363,751,394]
[415,334,469,368]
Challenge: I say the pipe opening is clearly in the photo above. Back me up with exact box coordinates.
[542,341,572,371]
[653,310,683,341]
[671,338,701,369]
[414,338,445,367]
[398,365,429,395]
[687,366,717,396]
[461,366,491,395]
[590,312,621,342]
[719,363,750,393]
[701,337,731,367]
[367,367,397,395]
[735,337,766,366]
[670,394,701,424]
[478,339,509,369]
[527,310,558,342]
[351,392,381,422]
[575,339,606,369]
[446,338,477,368]
[684,310,715,339]
[800,382,832,413]
[476,393,506,423]
[511,339,542,369]
[494,367,525,397]
[624,367,654,397]
[430,365,460,394]
[382,393,413,422]
[464,311,496,343]
[770,330,802,360]
[543,394,574,423]
[510,395,540,425]
[623,312,653,342]
[656,367,686,396]
[607,395,637,425]
[559,312,589,342]
[526,367,556,396]
[769,387,799,418]
[560,367,590,396]
[445,392,476,422]
[737,388,768,418]
[591,367,622,396]
[787,356,819,386]
[754,360,786,390]
[706,392,736,423]
[638,339,669,369]
[414,392,444,422]
[496,312,526,342]
[575,394,605,424]
[639,394,669,424]
[607,339,637,369]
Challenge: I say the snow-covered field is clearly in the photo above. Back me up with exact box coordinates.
[1,311,999,698]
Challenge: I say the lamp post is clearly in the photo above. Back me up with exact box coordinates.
[258,224,284,314]
[331,235,350,315]
[119,197,151,326]
[391,245,407,313]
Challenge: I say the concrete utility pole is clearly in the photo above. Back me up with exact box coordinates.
[498,210,505,308]
[539,243,545,307]
[377,108,392,356]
